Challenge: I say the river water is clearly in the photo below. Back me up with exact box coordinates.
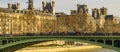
[60,48,117,52]
[16,47,117,52]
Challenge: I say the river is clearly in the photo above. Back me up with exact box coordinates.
[60,48,117,52]
[15,45,117,52]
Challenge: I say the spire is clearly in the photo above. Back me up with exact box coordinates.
[28,0,34,10]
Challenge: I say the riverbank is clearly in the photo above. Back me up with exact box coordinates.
[15,45,102,52]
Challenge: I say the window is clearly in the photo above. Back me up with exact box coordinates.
[17,10,20,13]
[24,11,27,14]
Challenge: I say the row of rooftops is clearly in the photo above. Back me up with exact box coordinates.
[0,0,119,21]
[0,8,54,16]
[105,15,114,20]
[6,0,55,15]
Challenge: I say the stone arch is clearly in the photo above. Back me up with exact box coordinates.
[105,40,112,45]
[8,40,14,43]
[114,40,120,47]
[97,40,104,43]
[2,40,7,45]
[89,39,95,42]
[14,40,20,42]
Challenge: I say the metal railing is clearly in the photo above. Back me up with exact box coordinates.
[1,32,120,37]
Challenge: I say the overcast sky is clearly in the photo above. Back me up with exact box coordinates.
[0,0,120,17]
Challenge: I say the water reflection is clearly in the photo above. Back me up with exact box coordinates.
[60,48,117,52]
[15,40,117,52]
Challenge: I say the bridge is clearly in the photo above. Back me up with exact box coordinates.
[0,36,120,52]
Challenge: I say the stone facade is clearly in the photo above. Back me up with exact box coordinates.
[57,13,96,33]
[92,8,105,28]
[91,7,120,33]
[28,0,34,10]
[42,0,55,15]
[0,10,56,35]
[70,4,88,15]
[8,3,20,10]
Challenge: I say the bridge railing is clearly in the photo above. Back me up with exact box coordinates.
[1,33,120,37]
[20,33,120,36]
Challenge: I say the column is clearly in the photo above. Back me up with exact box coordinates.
[112,40,114,47]
[0,39,2,46]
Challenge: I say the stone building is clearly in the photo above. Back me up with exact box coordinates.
[0,9,56,35]
[70,10,77,15]
[100,7,107,15]
[28,0,34,10]
[103,15,120,33]
[105,15,119,25]
[92,7,120,33]
[0,0,57,35]
[92,8,105,28]
[8,3,20,10]
[57,14,96,33]
[70,4,88,15]
[42,0,55,15]
[92,7,107,18]
[57,4,96,33]
[77,4,88,14]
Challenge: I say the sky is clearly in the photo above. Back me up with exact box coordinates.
[0,0,120,17]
